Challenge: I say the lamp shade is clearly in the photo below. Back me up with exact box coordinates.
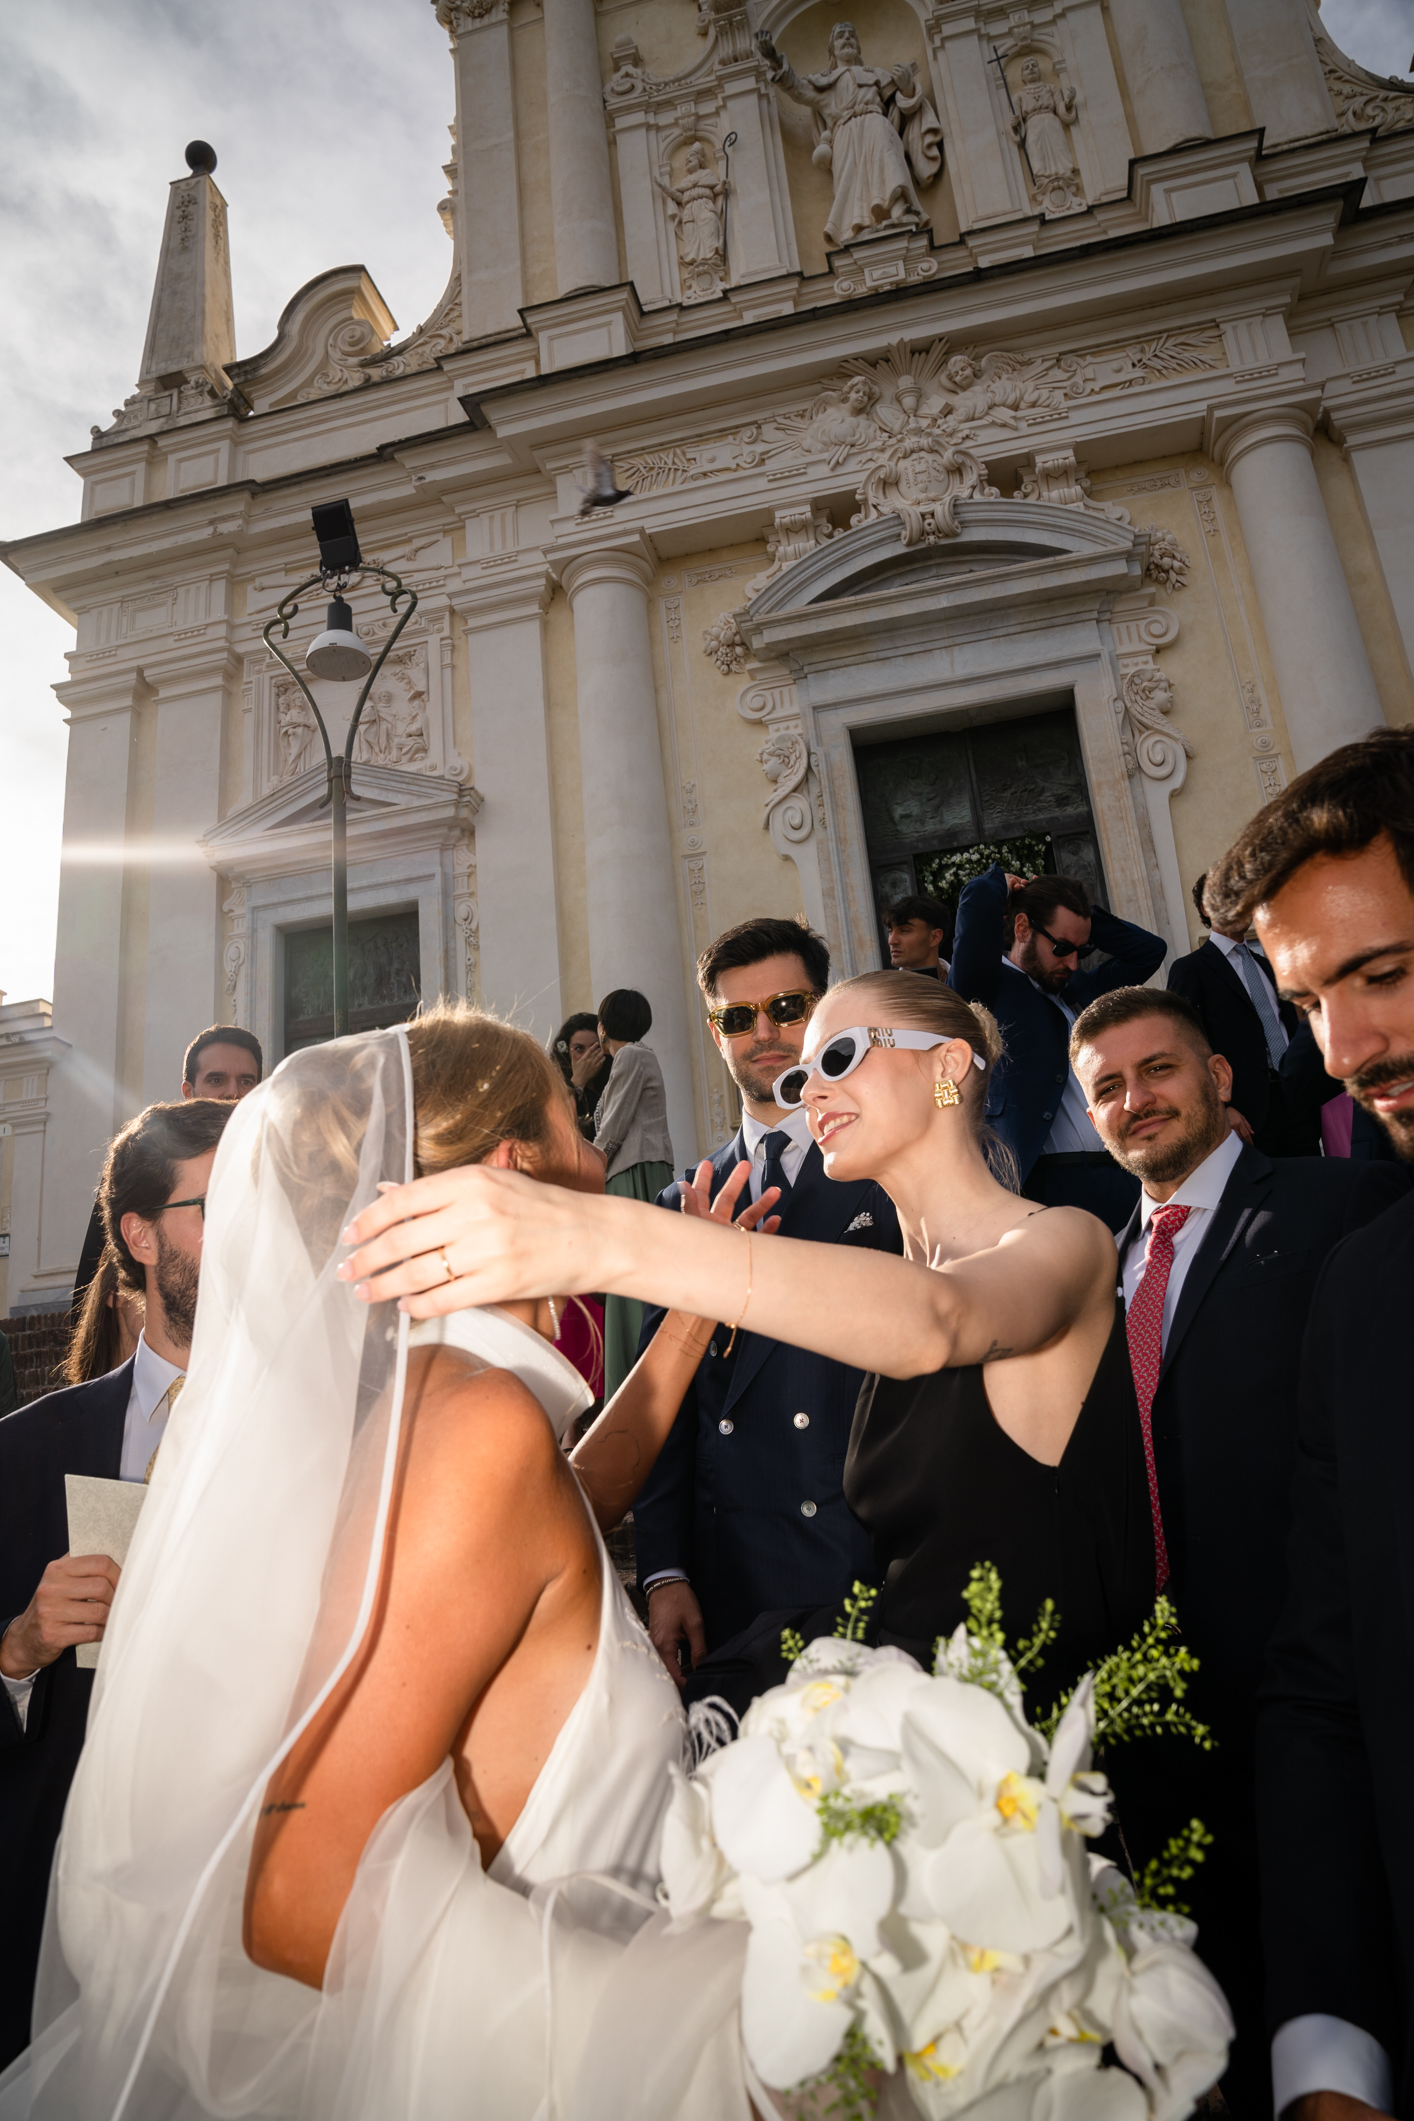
[306,598,372,682]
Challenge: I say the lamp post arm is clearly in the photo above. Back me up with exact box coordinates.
[341,564,419,783]
[262,570,337,790]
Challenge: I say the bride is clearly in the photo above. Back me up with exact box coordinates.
[0,1006,770,2121]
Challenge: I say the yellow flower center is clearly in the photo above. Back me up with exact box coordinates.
[798,1680,845,1718]
[995,1770,1041,1830]
[964,1946,1003,1975]
[905,2040,959,2083]
[801,1933,859,2003]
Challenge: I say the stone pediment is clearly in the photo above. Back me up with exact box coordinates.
[745,500,1141,622]
[227,267,398,412]
[200,762,483,884]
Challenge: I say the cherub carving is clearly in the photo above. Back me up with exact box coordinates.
[790,374,885,466]
[934,350,1065,431]
[1120,666,1193,778]
[756,21,942,247]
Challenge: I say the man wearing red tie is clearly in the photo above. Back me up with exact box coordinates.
[1069,986,1405,2121]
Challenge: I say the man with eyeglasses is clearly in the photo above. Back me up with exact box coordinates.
[949,865,1167,1231]
[632,916,902,1691]
[0,1097,232,2067]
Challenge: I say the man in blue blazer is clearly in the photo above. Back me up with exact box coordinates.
[633,916,901,1679]
[949,863,1166,1228]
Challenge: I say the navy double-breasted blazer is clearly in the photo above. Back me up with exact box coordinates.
[632,1134,902,1652]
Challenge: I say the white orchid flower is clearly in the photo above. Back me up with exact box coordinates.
[737,1839,897,2089]
[659,1764,733,1922]
[702,1732,820,1883]
[1087,1867,1233,2120]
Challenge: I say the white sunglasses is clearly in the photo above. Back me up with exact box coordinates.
[773,1024,986,1110]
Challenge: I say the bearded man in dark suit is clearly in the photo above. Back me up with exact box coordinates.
[1206,727,1414,2121]
[0,1096,230,2068]
[1071,984,1407,2120]
[634,917,901,1684]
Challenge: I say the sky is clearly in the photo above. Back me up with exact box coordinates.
[0,0,1410,1007]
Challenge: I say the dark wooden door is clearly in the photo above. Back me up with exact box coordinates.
[283,909,422,1052]
[854,706,1106,957]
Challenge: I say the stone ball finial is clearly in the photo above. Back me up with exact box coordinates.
[184,141,218,176]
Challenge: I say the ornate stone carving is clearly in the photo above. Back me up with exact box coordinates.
[1313,33,1414,135]
[659,141,727,303]
[296,275,462,401]
[757,729,815,841]
[614,327,1226,496]
[452,842,480,1001]
[272,643,437,784]
[702,612,748,674]
[1143,526,1190,593]
[755,22,941,247]
[433,0,506,32]
[1009,56,1084,218]
[687,857,708,911]
[221,884,249,1026]
[745,504,836,598]
[855,427,997,545]
[606,34,650,96]
[1120,666,1193,781]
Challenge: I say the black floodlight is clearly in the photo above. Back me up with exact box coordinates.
[311,499,362,576]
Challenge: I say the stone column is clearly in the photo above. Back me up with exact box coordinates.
[30,675,145,1298]
[1325,370,1414,684]
[543,0,619,295]
[139,653,234,1105]
[457,569,563,1042]
[559,546,695,1164]
[442,0,525,337]
[1213,407,1385,772]
[1224,0,1335,146]
[1105,0,1212,153]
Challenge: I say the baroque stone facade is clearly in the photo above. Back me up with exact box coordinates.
[4,0,1414,1310]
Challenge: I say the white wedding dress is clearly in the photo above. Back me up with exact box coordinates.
[0,1032,751,2121]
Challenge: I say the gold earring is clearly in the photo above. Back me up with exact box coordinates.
[934,1075,961,1109]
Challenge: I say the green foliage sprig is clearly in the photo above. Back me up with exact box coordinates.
[818,1793,906,1849]
[781,1626,806,1666]
[1039,1597,1212,1752]
[1135,1818,1214,1917]
[792,2023,881,2121]
[835,1582,878,1644]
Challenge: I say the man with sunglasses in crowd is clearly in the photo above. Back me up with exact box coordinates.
[633,916,902,1692]
[949,866,1166,1230]
[0,1097,231,2067]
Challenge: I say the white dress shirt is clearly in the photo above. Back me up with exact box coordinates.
[1010,964,1103,1158]
[2,1334,184,1734]
[740,1104,814,1202]
[1119,1130,1243,1353]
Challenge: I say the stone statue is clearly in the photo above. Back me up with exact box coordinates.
[1009,57,1082,215]
[756,21,942,248]
[794,374,884,464]
[660,143,726,268]
[276,686,319,780]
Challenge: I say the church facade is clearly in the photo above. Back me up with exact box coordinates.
[3,0,1413,1310]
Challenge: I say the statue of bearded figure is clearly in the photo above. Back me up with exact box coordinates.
[756,20,942,248]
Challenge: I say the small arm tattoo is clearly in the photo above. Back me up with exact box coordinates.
[982,1340,1016,1361]
[260,1800,307,1817]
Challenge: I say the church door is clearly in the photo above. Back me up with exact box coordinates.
[854,705,1106,956]
[283,908,423,1052]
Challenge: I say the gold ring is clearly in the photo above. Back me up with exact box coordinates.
[438,1249,455,1283]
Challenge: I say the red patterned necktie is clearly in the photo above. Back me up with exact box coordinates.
[1125,1203,1191,1595]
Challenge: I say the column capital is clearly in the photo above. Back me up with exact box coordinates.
[449,560,555,631]
[1207,396,1319,477]
[555,536,658,603]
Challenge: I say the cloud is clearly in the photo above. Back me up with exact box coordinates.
[0,0,453,1000]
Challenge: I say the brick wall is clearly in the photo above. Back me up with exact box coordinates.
[1,1313,72,1408]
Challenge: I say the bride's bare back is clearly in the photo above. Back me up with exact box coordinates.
[244,1344,601,1989]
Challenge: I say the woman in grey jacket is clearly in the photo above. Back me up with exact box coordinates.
[593,988,674,1397]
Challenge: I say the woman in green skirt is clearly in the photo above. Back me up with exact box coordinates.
[592,988,674,1397]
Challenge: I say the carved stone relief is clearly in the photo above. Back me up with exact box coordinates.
[453,841,480,1002]
[702,612,748,674]
[613,326,1227,494]
[1008,55,1084,218]
[1313,32,1414,134]
[659,140,728,303]
[1142,526,1190,594]
[252,630,466,797]
[295,274,463,402]
[222,884,249,1026]
[744,503,836,599]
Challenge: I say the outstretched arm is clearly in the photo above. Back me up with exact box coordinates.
[571,1160,779,1529]
[340,1173,1114,1382]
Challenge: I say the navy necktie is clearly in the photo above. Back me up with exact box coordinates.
[760,1129,794,1214]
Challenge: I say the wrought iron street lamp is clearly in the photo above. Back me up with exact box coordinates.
[262,500,418,1038]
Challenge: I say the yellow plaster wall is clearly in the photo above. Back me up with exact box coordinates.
[512,0,556,310]
[1311,430,1414,724]
[117,689,156,1112]
[770,0,957,279]
[1178,0,1253,135]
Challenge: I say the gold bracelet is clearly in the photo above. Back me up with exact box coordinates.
[722,1229,753,1358]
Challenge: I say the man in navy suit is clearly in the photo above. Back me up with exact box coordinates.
[0,1096,230,2068]
[1167,870,1310,1155]
[1071,985,1407,2119]
[634,916,902,1682]
[949,864,1166,1229]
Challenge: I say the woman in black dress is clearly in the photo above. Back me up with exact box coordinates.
[340,971,1155,1692]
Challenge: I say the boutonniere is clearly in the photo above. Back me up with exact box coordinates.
[843,1210,874,1234]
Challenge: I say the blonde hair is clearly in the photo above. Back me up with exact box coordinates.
[405,999,571,1177]
[824,971,1017,1187]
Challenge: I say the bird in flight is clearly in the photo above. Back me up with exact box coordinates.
[577,443,634,516]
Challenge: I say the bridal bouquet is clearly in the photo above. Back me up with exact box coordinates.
[660,1576,1232,2120]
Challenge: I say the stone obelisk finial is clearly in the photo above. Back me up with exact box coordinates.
[137,142,236,394]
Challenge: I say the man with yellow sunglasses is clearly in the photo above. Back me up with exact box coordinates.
[633,915,902,1695]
